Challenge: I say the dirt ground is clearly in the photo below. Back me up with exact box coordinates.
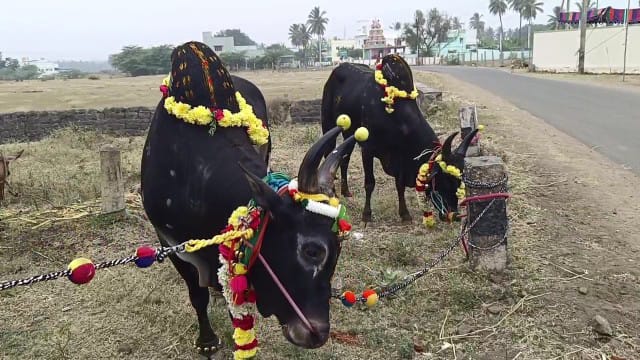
[510,69,640,92]
[419,70,640,359]
[0,69,330,112]
[1,69,639,359]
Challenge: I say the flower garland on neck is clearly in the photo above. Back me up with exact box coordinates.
[374,63,419,114]
[214,172,352,359]
[415,153,466,227]
[159,75,269,146]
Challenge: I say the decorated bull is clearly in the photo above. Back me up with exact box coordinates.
[0,149,24,202]
[320,54,477,224]
[141,41,368,359]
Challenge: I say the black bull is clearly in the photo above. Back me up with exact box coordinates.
[141,69,358,356]
[320,59,476,223]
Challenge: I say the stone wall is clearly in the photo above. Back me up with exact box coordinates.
[0,107,154,145]
[0,99,325,145]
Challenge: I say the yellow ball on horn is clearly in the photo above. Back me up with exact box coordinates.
[354,127,369,142]
[336,114,351,130]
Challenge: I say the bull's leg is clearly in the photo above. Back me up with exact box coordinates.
[396,173,412,223]
[166,253,221,357]
[339,140,357,197]
[362,149,375,223]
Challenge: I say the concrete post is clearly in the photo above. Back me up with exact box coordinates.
[459,106,480,156]
[463,156,509,273]
[100,145,125,214]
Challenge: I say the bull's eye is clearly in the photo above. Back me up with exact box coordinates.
[302,242,327,265]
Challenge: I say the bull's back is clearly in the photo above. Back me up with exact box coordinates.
[141,103,267,240]
[321,63,374,134]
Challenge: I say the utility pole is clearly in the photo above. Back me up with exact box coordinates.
[623,0,631,81]
[578,0,588,73]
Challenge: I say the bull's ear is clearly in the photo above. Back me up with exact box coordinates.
[238,162,283,212]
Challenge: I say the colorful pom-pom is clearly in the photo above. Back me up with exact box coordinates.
[135,246,156,268]
[423,212,436,228]
[362,289,379,307]
[67,258,96,285]
[354,127,369,142]
[233,263,248,275]
[478,124,485,131]
[338,219,352,232]
[341,291,356,307]
[336,114,351,130]
[230,275,248,294]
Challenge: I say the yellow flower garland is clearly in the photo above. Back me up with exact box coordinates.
[161,76,269,146]
[374,69,419,114]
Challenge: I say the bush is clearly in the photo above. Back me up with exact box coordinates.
[88,75,100,80]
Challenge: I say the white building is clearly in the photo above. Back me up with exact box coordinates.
[21,58,60,77]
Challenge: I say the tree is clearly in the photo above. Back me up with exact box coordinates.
[214,29,257,46]
[389,21,402,31]
[307,6,329,63]
[451,16,463,30]
[109,45,174,76]
[509,0,526,48]
[219,52,247,70]
[403,10,426,58]
[548,5,563,29]
[424,8,452,57]
[489,0,508,63]
[469,13,485,43]
[575,0,596,12]
[522,0,544,48]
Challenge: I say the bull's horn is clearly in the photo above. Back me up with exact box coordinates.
[454,128,480,157]
[317,127,369,195]
[441,132,458,161]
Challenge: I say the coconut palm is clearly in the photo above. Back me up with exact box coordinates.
[307,6,329,63]
[509,0,526,47]
[522,0,544,48]
[489,0,508,63]
[469,13,485,44]
[451,16,463,30]
[575,0,596,12]
[548,5,563,29]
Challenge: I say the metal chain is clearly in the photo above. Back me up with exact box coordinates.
[462,173,509,190]
[332,198,499,302]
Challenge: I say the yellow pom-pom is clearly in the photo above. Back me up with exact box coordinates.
[233,263,248,275]
[478,124,485,131]
[354,127,369,142]
[336,114,351,130]
[423,215,436,228]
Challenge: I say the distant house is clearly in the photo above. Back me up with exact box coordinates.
[21,58,60,77]
[437,29,478,57]
[202,32,265,58]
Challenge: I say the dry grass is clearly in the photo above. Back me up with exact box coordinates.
[0,69,331,113]
[1,71,637,360]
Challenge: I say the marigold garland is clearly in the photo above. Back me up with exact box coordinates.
[415,154,466,227]
[374,64,419,114]
[160,75,269,146]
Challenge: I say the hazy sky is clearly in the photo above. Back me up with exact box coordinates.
[0,0,635,61]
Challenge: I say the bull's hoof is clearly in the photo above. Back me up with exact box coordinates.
[400,214,413,224]
[341,187,353,198]
[194,336,222,358]
[362,212,372,223]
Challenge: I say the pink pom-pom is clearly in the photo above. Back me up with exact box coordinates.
[230,275,248,294]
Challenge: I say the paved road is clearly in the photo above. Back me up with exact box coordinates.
[416,65,639,174]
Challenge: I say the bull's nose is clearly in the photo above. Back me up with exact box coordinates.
[283,319,330,349]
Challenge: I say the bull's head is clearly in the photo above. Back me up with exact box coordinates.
[0,149,24,202]
[240,125,362,349]
[423,129,479,221]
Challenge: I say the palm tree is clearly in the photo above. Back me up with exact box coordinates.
[289,24,302,48]
[307,6,329,63]
[489,0,508,64]
[522,0,544,48]
[451,16,463,30]
[509,0,526,48]
[469,13,485,45]
[389,21,402,31]
[548,5,562,29]
[575,0,596,12]
[299,24,312,66]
